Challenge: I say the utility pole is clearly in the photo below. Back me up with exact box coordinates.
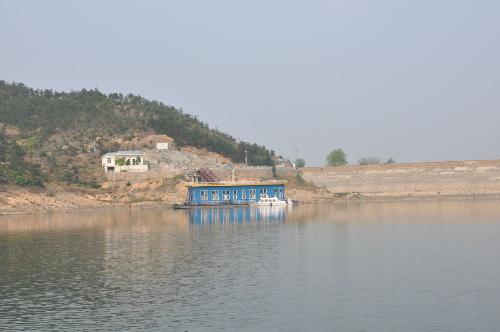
[245,149,248,166]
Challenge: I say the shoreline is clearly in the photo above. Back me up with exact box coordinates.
[2,190,500,216]
[3,159,500,216]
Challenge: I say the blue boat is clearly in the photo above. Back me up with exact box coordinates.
[175,180,288,208]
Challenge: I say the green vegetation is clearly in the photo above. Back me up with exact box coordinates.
[358,156,381,165]
[326,148,347,166]
[295,158,306,168]
[358,156,396,165]
[116,158,126,166]
[290,173,317,190]
[0,132,44,186]
[0,80,277,186]
[16,135,41,151]
[294,173,307,186]
[0,81,273,167]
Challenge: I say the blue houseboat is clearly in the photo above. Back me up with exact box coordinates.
[182,180,287,207]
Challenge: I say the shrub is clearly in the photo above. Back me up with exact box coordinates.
[358,156,381,165]
[326,149,347,166]
[295,158,306,168]
[14,174,31,186]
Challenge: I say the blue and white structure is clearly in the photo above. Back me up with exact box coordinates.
[185,180,287,206]
[189,206,286,224]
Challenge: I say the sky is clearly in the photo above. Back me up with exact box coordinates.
[1,0,499,166]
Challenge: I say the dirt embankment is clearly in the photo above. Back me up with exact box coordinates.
[301,160,500,199]
[0,171,323,214]
[0,178,188,215]
[4,160,500,215]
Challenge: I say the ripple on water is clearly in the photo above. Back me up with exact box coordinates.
[1,202,500,331]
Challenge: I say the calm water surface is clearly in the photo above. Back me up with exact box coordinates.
[1,200,500,331]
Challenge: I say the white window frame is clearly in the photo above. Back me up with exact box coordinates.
[249,189,256,199]
[233,190,238,200]
[241,189,247,200]
[222,190,230,201]
[211,190,219,201]
[200,190,208,201]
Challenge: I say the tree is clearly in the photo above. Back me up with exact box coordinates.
[358,156,381,165]
[295,158,306,168]
[326,149,347,166]
[386,157,395,164]
[271,158,278,178]
[116,158,126,166]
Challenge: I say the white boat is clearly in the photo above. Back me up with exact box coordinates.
[251,194,290,207]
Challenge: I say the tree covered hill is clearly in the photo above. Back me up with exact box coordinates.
[0,81,273,164]
[0,80,273,186]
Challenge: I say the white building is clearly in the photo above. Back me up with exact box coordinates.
[102,151,148,173]
[156,142,169,150]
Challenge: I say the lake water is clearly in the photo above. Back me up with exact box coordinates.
[1,200,500,331]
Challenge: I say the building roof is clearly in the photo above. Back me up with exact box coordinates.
[187,180,287,188]
[102,150,145,157]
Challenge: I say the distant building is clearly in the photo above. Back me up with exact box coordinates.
[271,155,292,168]
[186,181,287,206]
[102,151,148,173]
[156,142,169,150]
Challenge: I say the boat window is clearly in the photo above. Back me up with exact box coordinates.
[222,190,230,200]
[233,190,238,200]
[211,190,219,201]
[249,189,256,199]
[242,189,247,199]
[200,190,208,200]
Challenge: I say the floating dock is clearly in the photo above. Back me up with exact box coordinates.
[177,180,287,207]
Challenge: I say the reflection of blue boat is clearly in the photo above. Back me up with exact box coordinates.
[189,206,286,225]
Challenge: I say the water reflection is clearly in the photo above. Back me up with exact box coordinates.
[1,200,500,331]
[0,207,189,234]
[2,199,500,234]
[189,206,287,225]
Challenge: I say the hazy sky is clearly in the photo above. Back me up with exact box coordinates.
[1,0,499,165]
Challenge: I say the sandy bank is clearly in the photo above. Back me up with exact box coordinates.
[3,159,500,215]
[2,184,500,216]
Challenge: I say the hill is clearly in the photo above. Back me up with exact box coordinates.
[0,80,274,186]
